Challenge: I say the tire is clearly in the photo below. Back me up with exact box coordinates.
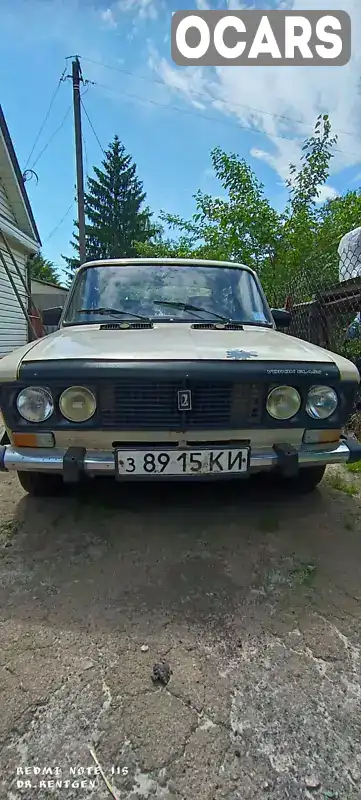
[282,464,326,494]
[17,471,64,497]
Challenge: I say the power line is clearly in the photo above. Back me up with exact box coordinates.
[80,97,104,153]
[93,81,361,160]
[30,105,72,170]
[43,202,74,243]
[80,54,360,142]
[24,66,67,170]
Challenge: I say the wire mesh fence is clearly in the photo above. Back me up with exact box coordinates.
[275,226,361,428]
[275,228,361,362]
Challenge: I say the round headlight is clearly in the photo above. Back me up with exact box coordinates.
[17,387,54,423]
[306,386,338,420]
[267,386,301,420]
[59,386,96,422]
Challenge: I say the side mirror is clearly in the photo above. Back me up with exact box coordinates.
[271,308,291,328]
[41,306,63,326]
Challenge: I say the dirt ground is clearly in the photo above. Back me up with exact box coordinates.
[1,467,361,800]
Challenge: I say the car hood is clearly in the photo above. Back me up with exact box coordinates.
[19,323,336,362]
[0,323,358,382]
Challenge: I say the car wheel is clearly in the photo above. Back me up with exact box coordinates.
[17,471,64,497]
[282,464,326,494]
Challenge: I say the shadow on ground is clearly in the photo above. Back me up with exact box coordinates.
[1,472,361,799]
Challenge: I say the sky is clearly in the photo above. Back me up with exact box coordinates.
[1,0,361,284]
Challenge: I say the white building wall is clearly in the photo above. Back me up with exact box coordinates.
[0,178,16,224]
[0,243,28,357]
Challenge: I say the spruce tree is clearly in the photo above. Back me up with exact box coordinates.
[63,135,155,283]
[27,252,60,285]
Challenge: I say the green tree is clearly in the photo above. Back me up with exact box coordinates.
[137,115,343,307]
[63,135,156,283]
[137,146,283,273]
[267,114,338,305]
[27,252,60,285]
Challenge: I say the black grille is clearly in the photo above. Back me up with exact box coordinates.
[99,322,153,330]
[99,379,264,430]
[191,322,244,330]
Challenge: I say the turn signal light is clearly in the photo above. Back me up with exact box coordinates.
[303,429,340,444]
[12,432,55,448]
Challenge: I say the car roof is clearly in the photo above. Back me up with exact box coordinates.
[78,258,256,277]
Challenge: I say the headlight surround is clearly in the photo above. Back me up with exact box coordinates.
[306,385,338,420]
[266,385,301,420]
[59,386,96,422]
[16,387,54,423]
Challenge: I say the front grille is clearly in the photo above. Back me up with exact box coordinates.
[99,379,264,430]
[99,322,153,330]
[191,322,244,330]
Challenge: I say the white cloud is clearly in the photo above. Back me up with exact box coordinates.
[226,0,254,8]
[117,0,159,20]
[150,0,361,184]
[99,0,161,30]
[100,8,117,29]
[148,46,212,110]
[315,185,339,203]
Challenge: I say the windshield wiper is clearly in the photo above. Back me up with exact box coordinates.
[77,307,152,322]
[153,300,231,323]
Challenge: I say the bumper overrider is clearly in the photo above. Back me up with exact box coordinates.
[1,437,361,483]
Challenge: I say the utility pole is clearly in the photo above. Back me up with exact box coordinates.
[71,56,86,264]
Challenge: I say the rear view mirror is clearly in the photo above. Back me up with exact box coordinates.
[41,306,63,326]
[271,309,291,328]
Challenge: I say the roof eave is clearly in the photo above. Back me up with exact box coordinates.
[0,105,42,246]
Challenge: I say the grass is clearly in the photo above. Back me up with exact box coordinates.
[263,558,317,592]
[0,520,18,538]
[0,519,19,548]
[327,472,359,496]
[346,461,361,474]
[289,561,317,586]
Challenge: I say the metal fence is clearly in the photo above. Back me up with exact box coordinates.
[280,228,361,427]
[281,229,361,366]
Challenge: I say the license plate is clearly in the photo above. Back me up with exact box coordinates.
[116,448,249,476]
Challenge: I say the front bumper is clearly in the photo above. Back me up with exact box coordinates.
[1,438,361,481]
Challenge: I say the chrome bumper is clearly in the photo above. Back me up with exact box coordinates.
[0,440,359,479]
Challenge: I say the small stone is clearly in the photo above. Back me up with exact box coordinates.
[234,749,241,758]
[140,645,149,653]
[236,638,242,648]
[262,781,271,791]
[151,661,172,685]
[305,776,321,791]
[80,659,94,671]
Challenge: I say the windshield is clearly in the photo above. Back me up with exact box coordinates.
[63,263,273,326]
